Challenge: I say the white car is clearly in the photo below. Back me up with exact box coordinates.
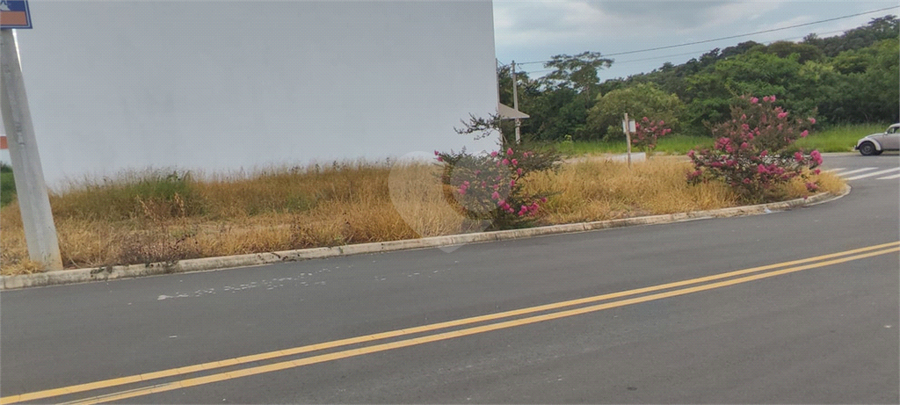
[856,123,900,156]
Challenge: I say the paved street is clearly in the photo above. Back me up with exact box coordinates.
[1,153,898,404]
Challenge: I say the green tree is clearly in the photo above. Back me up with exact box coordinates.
[587,83,685,140]
[544,51,614,99]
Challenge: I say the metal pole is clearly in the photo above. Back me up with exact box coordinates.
[624,113,632,169]
[511,60,520,145]
[1,29,62,270]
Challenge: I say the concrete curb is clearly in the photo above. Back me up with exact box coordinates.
[1,185,850,290]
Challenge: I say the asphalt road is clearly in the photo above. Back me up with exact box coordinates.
[2,153,898,404]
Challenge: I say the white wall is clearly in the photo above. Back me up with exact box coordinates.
[12,1,498,187]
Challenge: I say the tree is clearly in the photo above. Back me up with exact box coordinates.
[587,83,685,140]
[543,51,614,99]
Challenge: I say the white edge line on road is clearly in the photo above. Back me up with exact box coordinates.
[845,167,900,180]
[834,167,878,177]
[877,173,900,180]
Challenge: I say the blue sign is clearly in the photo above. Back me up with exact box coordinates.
[0,0,31,29]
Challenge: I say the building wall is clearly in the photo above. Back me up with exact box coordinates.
[12,1,498,187]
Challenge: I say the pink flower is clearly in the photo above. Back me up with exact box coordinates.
[741,114,747,120]
[740,142,749,150]
[491,191,500,200]
[750,97,759,104]
[540,197,547,203]
[434,150,439,156]
[659,120,665,125]
[777,112,788,119]
[436,156,443,162]
[810,150,822,165]
[742,178,752,184]
[800,130,809,138]
[511,159,518,166]
[794,152,804,162]
[813,168,821,175]
[808,117,816,125]
[501,158,509,166]
[507,148,514,156]
[509,180,516,188]
[490,151,499,157]
[757,164,768,174]
[517,168,523,175]
[458,188,466,195]
[760,150,768,157]
[770,95,776,101]
[687,150,695,158]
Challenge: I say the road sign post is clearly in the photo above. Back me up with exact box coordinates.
[1,3,62,270]
[622,113,636,169]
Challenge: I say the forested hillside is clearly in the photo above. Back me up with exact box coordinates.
[499,16,899,142]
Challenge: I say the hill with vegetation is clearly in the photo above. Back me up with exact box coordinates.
[499,16,899,142]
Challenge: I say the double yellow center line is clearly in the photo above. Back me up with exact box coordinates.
[3,241,898,405]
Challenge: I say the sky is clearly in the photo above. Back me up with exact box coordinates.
[493,0,900,81]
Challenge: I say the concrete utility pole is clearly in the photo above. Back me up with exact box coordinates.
[511,60,521,145]
[1,29,62,270]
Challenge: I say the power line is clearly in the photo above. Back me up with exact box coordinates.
[511,6,898,66]
[513,25,866,76]
[612,28,848,66]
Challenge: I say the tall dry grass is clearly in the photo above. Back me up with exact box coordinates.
[0,158,844,275]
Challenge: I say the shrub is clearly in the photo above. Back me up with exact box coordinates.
[632,117,673,153]
[688,95,822,202]
[437,114,560,229]
[436,146,558,230]
[0,162,15,207]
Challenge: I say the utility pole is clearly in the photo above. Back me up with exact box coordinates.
[511,60,521,145]
[1,29,62,270]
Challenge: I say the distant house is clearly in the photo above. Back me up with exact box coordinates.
[15,1,499,187]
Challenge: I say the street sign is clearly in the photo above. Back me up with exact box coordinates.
[0,0,31,29]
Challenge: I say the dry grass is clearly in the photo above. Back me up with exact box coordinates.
[0,158,844,275]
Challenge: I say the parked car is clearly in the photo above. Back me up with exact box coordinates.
[855,123,900,156]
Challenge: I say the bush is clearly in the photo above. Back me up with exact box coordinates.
[688,95,822,202]
[0,162,15,207]
[436,146,559,230]
[632,117,673,153]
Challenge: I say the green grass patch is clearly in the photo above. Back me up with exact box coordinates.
[0,162,15,207]
[544,123,893,157]
[795,123,891,152]
[547,134,714,157]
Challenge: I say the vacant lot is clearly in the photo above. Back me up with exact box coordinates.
[0,158,843,275]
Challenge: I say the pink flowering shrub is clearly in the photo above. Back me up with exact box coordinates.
[435,146,558,230]
[687,95,822,203]
[632,117,673,153]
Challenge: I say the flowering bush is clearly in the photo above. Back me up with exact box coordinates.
[436,146,558,229]
[687,95,822,202]
[632,117,672,153]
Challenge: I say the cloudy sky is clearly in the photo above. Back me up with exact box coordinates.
[493,0,899,80]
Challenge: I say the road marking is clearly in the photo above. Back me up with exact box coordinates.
[844,167,900,180]
[832,167,877,177]
[877,173,900,180]
[2,241,898,405]
[823,168,845,173]
[61,246,900,405]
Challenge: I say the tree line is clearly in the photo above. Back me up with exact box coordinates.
[498,16,899,142]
